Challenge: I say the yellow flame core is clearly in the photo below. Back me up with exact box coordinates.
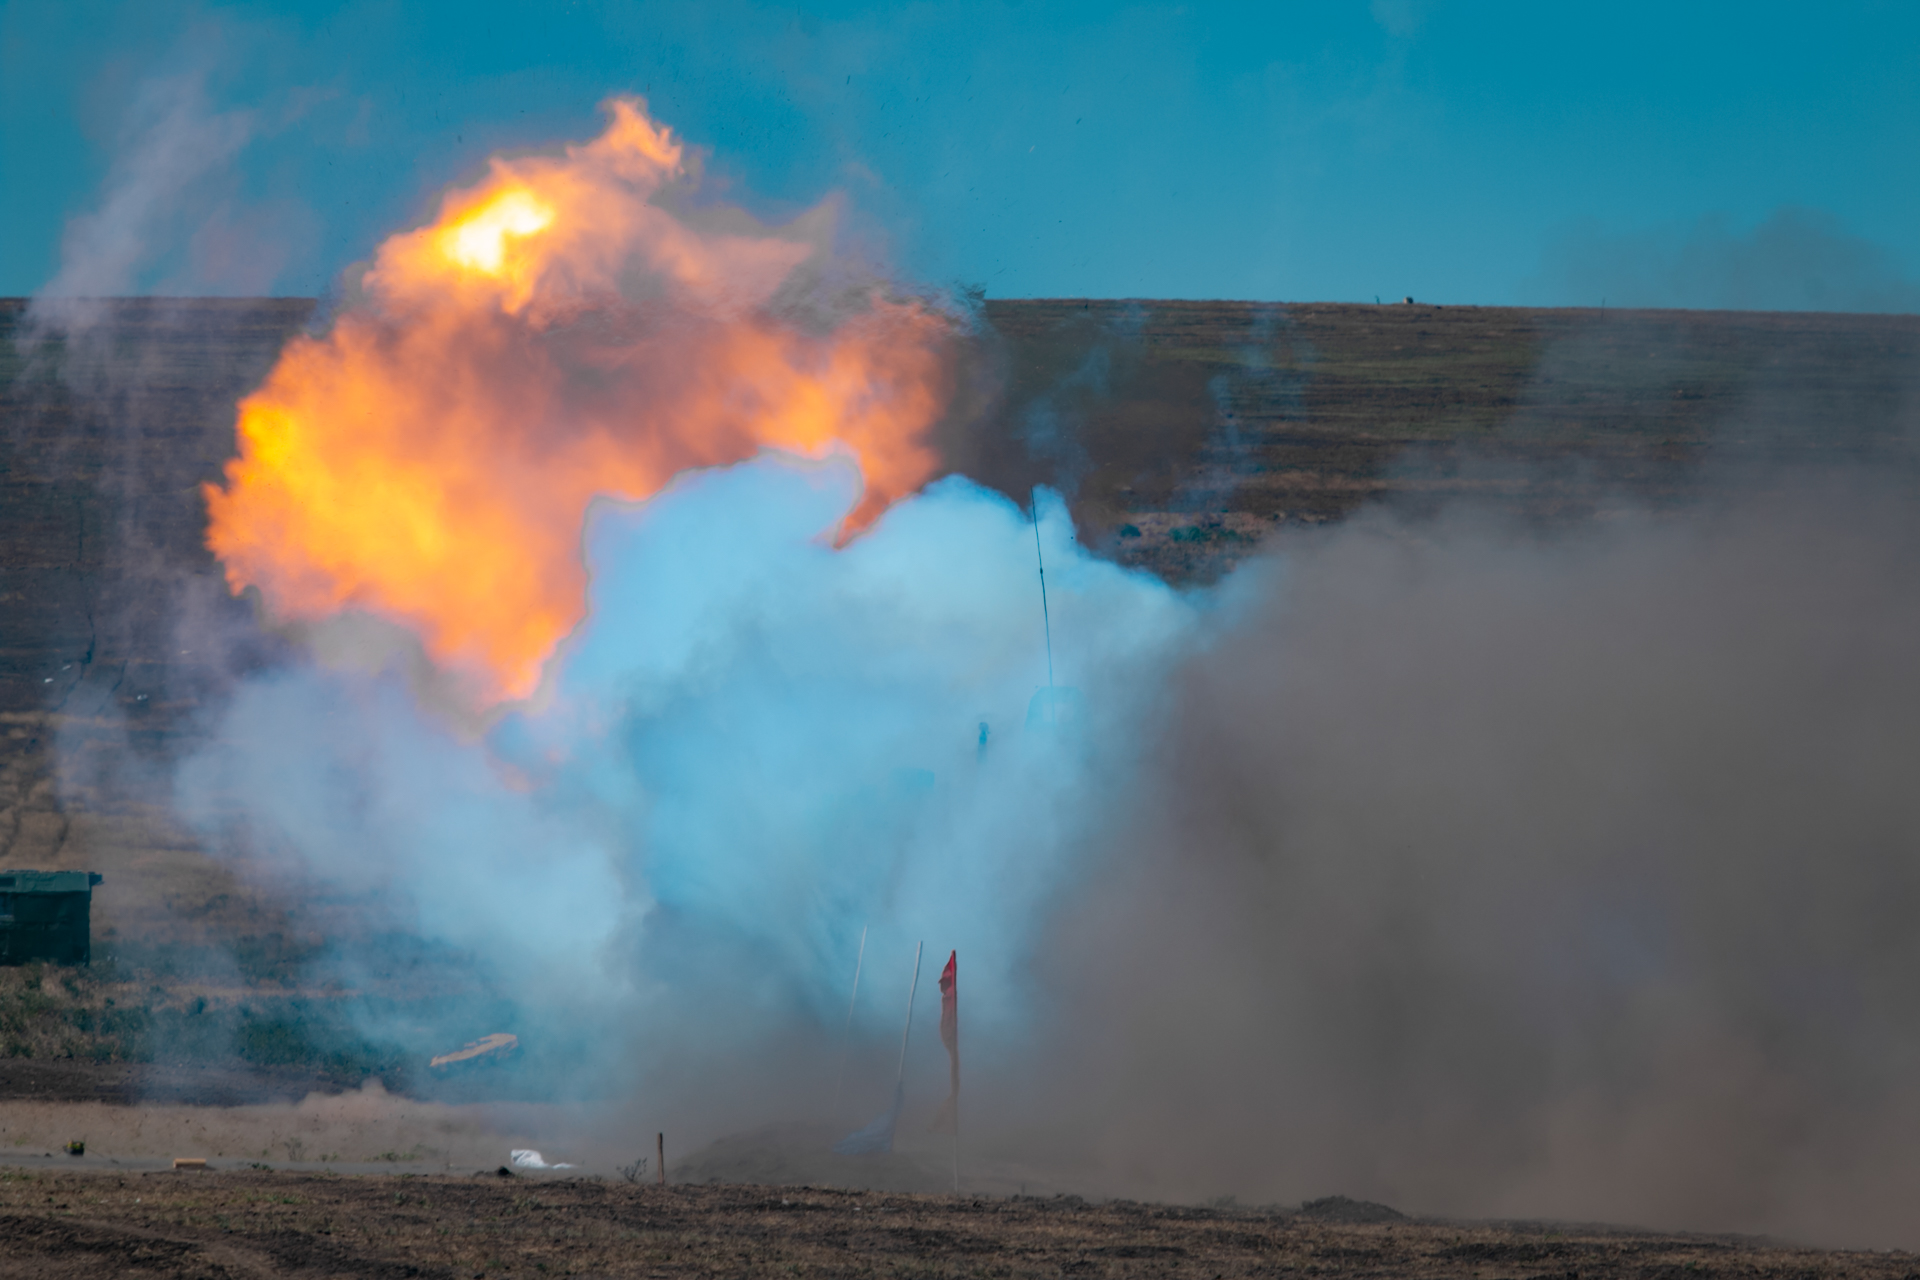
[442,191,554,274]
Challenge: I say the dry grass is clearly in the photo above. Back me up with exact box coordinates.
[1,1169,1916,1280]
[0,962,149,1062]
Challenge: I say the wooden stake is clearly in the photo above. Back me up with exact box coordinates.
[656,1132,665,1186]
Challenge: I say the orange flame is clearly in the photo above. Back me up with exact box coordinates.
[206,98,953,703]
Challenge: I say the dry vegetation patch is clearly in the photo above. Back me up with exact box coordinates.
[0,1169,1915,1279]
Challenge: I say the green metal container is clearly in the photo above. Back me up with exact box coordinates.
[0,870,103,965]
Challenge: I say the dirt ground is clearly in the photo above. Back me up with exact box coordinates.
[3,1169,1916,1280]
[0,1079,562,1174]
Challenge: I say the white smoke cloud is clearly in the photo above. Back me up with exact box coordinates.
[176,457,1191,1094]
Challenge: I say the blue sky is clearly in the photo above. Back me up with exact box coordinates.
[3,1,1917,307]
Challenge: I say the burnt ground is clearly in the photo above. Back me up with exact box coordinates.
[1,1169,1917,1280]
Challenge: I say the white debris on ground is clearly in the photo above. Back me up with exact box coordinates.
[510,1149,575,1170]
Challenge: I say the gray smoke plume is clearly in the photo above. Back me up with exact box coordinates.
[1006,471,1920,1249]
[32,70,254,322]
[1529,206,1920,313]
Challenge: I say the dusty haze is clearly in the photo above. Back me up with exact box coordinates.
[998,470,1920,1247]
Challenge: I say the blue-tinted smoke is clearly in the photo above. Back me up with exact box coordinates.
[177,453,1193,1087]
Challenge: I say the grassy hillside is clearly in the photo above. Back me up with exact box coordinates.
[962,299,1920,578]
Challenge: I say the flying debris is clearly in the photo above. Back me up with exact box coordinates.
[429,1032,521,1072]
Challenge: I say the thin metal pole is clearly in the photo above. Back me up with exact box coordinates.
[845,926,868,1035]
[1031,488,1056,717]
[895,941,924,1087]
[831,925,868,1116]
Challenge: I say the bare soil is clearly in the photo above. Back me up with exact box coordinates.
[2,1168,1916,1280]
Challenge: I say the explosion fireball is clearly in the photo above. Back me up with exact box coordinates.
[205,97,955,702]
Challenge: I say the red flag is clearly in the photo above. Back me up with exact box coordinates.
[930,950,959,1134]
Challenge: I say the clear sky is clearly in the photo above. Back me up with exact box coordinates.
[4,1,1917,308]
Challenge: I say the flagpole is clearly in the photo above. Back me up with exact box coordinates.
[831,925,868,1118]
[896,941,924,1087]
[934,949,961,1196]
